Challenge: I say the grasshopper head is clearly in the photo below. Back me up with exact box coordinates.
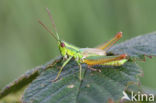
[39,8,79,58]
[60,41,65,48]
[58,41,67,57]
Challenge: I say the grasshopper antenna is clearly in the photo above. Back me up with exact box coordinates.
[38,20,58,41]
[46,8,60,40]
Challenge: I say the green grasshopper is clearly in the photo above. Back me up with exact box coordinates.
[39,8,128,81]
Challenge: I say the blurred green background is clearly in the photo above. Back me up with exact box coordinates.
[0,0,156,90]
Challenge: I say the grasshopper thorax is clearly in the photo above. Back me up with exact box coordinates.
[58,40,84,60]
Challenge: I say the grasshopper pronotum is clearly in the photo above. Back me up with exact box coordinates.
[39,8,128,81]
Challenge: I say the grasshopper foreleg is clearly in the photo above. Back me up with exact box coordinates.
[52,56,72,82]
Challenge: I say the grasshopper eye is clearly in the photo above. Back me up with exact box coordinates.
[60,42,65,47]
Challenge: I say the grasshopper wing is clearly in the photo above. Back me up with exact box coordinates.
[80,48,106,58]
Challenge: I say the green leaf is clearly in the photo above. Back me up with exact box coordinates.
[141,86,156,96]
[22,60,142,103]
[1,33,156,102]
[0,67,40,99]
[108,32,156,59]
[0,57,62,99]
[0,88,26,103]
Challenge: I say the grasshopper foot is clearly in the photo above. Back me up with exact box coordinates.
[51,78,59,82]
[51,79,57,82]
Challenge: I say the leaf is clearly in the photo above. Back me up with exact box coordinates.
[0,88,25,103]
[2,33,156,102]
[22,59,142,103]
[108,32,156,59]
[141,86,156,96]
[0,67,40,99]
[0,57,62,99]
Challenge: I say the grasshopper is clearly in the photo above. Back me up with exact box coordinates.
[39,8,128,81]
